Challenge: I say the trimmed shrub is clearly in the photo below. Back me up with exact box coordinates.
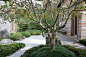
[30,46,76,57]
[20,31,31,37]
[21,44,86,57]
[29,30,41,35]
[79,39,86,46]
[0,43,25,57]
[21,44,45,57]
[10,33,23,41]
[0,38,6,41]
[10,32,15,35]
[62,45,86,57]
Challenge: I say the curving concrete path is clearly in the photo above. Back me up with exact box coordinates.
[7,35,46,57]
[57,33,86,49]
[57,33,78,45]
[7,33,86,57]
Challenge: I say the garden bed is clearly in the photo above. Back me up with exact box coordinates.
[0,43,25,57]
[79,39,86,46]
[10,30,41,41]
[0,38,6,41]
[21,44,86,57]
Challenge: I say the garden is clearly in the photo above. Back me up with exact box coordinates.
[21,44,86,57]
[0,43,25,57]
[0,0,86,57]
[0,23,42,57]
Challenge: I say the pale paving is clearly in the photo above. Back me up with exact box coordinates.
[7,35,46,57]
[7,33,86,57]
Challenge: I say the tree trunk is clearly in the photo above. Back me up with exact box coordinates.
[50,37,55,51]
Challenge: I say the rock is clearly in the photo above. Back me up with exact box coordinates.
[0,29,10,38]
[0,39,16,45]
[55,36,61,44]
[18,36,25,41]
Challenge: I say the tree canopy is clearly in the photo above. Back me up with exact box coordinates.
[0,0,85,50]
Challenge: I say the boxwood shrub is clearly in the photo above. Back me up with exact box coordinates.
[0,43,25,57]
[0,38,6,41]
[61,45,86,57]
[79,39,86,46]
[29,30,41,35]
[30,46,76,57]
[21,44,86,57]
[20,31,31,37]
[10,32,15,35]
[10,33,23,41]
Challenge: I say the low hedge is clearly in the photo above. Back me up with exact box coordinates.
[21,44,86,57]
[79,39,86,46]
[10,32,15,35]
[0,38,6,41]
[10,33,23,41]
[62,45,86,57]
[0,43,25,57]
[20,31,31,37]
[30,46,76,57]
[29,30,41,35]
[21,44,47,57]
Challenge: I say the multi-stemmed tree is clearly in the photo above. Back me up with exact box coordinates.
[0,0,85,50]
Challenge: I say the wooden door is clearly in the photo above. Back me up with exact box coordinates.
[75,16,77,35]
[71,18,74,36]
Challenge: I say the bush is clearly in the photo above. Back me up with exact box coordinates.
[21,44,45,57]
[28,23,40,30]
[29,30,41,35]
[21,44,86,57]
[10,33,23,41]
[20,31,31,37]
[0,43,25,57]
[30,46,76,57]
[10,32,15,35]
[79,39,86,46]
[18,24,28,32]
[0,38,6,41]
[62,45,86,57]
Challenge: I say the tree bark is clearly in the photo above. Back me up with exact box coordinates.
[50,29,56,51]
[50,37,55,51]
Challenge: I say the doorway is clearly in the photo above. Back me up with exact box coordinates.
[71,16,77,36]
